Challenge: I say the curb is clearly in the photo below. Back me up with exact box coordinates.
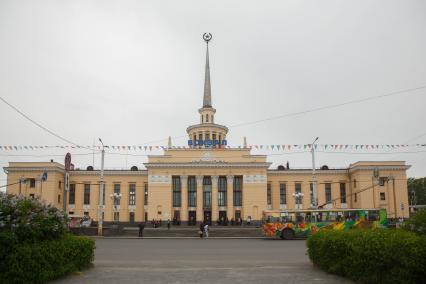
[90,236,266,239]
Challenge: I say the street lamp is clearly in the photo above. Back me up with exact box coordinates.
[97,138,105,236]
[311,137,319,208]
[292,192,305,210]
[110,192,122,223]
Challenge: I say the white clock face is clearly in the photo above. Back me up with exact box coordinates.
[201,152,212,161]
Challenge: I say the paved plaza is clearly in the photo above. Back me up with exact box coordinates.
[54,238,351,284]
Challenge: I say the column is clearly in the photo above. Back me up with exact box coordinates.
[196,175,203,223]
[227,175,234,220]
[181,175,188,223]
[211,176,219,222]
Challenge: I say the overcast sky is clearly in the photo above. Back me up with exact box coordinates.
[1,0,425,187]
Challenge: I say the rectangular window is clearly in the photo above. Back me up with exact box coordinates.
[325,183,332,203]
[267,184,272,205]
[380,192,386,201]
[310,183,314,205]
[84,184,90,205]
[172,176,182,207]
[69,184,75,205]
[235,210,241,221]
[29,178,36,188]
[58,181,62,189]
[57,194,61,203]
[129,183,136,205]
[29,194,35,199]
[379,177,387,186]
[129,212,135,223]
[354,193,358,202]
[280,183,286,205]
[218,176,227,207]
[188,176,197,207]
[144,183,148,205]
[295,183,302,194]
[233,176,243,206]
[203,176,212,209]
[340,183,346,203]
[114,184,121,205]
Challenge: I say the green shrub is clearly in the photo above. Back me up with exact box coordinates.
[0,193,68,243]
[307,229,426,284]
[402,208,426,235]
[0,234,95,284]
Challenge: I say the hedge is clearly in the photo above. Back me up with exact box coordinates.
[0,234,95,284]
[307,229,426,284]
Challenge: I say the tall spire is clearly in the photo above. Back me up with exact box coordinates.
[203,33,212,108]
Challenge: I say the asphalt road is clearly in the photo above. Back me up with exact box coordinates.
[53,239,351,284]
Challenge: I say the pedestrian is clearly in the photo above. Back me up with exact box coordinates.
[204,223,209,238]
[167,219,171,230]
[138,222,145,238]
[247,216,251,226]
[199,222,204,238]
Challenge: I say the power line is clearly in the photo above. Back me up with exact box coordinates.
[134,84,426,145]
[0,96,95,151]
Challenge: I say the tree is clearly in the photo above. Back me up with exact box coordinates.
[407,177,426,205]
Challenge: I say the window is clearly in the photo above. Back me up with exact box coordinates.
[69,184,75,205]
[198,133,202,141]
[84,184,90,205]
[144,183,148,205]
[353,179,357,188]
[267,184,272,205]
[114,184,121,205]
[29,194,35,199]
[340,183,346,203]
[58,181,62,189]
[29,178,36,188]
[325,183,332,203]
[235,210,241,221]
[380,192,386,201]
[203,176,212,209]
[379,177,387,186]
[218,176,227,206]
[58,194,61,203]
[129,212,135,223]
[354,193,358,202]
[172,176,181,207]
[295,183,302,194]
[188,176,197,207]
[114,212,119,222]
[280,183,286,204]
[233,176,243,206]
[309,183,314,205]
[129,184,136,205]
[206,114,209,122]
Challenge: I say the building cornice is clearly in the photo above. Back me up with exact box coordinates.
[70,170,148,176]
[349,165,411,172]
[144,162,271,169]
[186,123,229,133]
[4,166,65,174]
[267,169,348,175]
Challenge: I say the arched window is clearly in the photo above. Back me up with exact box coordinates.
[188,176,197,207]
[203,176,212,209]
[233,176,242,206]
[206,114,209,123]
[172,176,181,207]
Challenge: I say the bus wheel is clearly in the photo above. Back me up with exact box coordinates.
[281,229,295,240]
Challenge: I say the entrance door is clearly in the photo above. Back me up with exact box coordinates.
[219,211,227,225]
[188,211,196,226]
[204,211,212,225]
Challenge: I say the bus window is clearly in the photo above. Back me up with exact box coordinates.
[366,211,379,221]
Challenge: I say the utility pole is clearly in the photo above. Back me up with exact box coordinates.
[311,137,319,208]
[98,138,105,236]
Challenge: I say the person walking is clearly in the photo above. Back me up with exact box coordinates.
[167,219,171,230]
[138,222,145,238]
[204,223,209,238]
[199,222,204,238]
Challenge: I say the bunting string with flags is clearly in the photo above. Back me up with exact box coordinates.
[0,143,425,152]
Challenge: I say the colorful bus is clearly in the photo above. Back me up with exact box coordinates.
[262,208,388,239]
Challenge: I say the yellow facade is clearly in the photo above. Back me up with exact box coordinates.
[2,39,411,223]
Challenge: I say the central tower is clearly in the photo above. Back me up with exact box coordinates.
[187,33,228,148]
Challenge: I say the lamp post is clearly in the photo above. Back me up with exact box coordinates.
[97,138,105,236]
[110,192,122,223]
[292,192,305,210]
[311,137,319,208]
